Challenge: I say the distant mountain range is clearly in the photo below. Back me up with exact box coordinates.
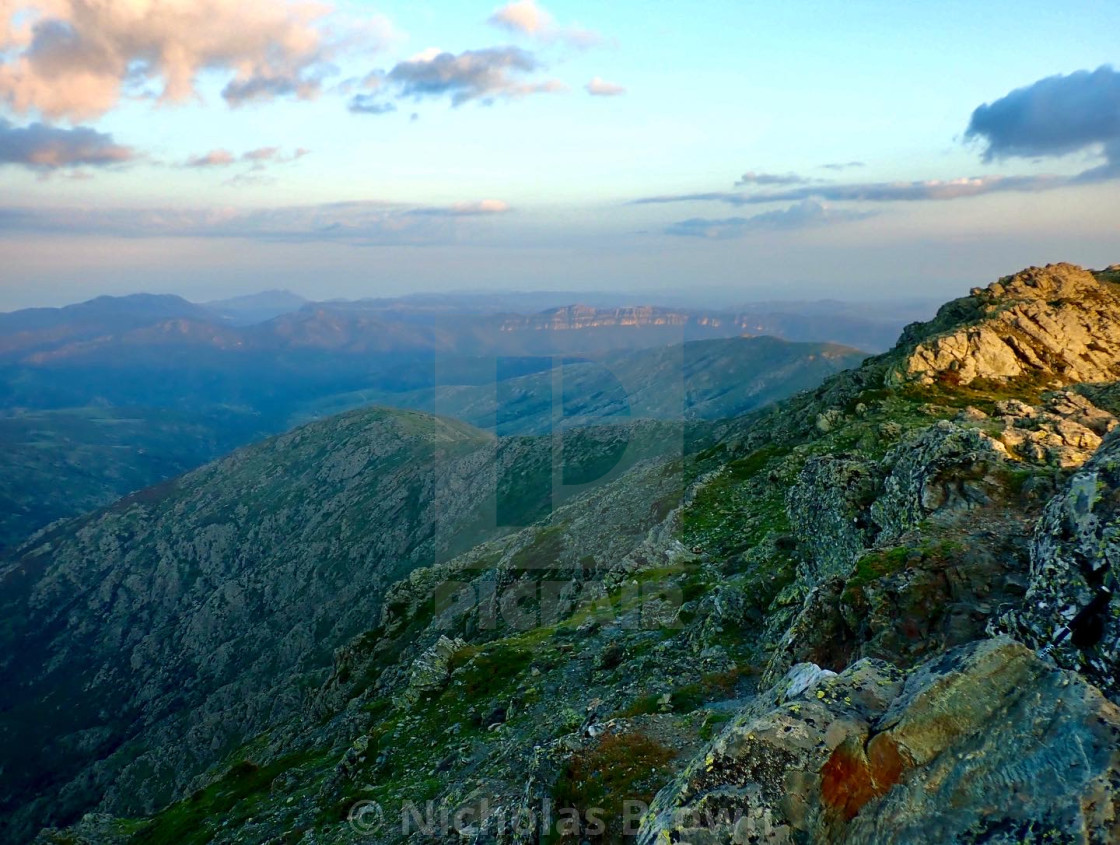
[1,289,929,360]
[0,289,879,553]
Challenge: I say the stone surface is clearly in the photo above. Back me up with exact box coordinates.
[640,638,1120,845]
[871,420,1010,544]
[889,263,1120,388]
[787,456,878,584]
[1004,428,1120,700]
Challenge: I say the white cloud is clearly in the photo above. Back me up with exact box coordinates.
[487,0,602,48]
[0,0,395,120]
[585,77,625,97]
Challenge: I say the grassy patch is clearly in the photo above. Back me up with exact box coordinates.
[552,731,674,842]
[132,755,313,845]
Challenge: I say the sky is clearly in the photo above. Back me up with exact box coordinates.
[0,0,1118,310]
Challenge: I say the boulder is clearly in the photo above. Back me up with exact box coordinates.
[639,637,1120,845]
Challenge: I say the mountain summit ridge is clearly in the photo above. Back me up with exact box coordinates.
[889,262,1120,388]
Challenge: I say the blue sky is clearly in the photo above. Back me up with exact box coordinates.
[0,0,1118,308]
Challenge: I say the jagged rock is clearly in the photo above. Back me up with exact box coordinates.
[32,813,131,844]
[762,577,856,685]
[871,421,1009,543]
[398,635,467,705]
[888,263,1120,388]
[1006,429,1120,699]
[639,638,1120,845]
[988,391,1116,468]
[787,457,878,583]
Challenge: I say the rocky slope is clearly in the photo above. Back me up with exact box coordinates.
[16,262,1120,845]
[0,407,684,842]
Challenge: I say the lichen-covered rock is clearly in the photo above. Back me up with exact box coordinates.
[787,457,878,584]
[639,656,905,845]
[1006,429,1120,699]
[397,635,467,705]
[640,638,1120,845]
[871,421,1009,543]
[888,263,1120,388]
[32,813,132,845]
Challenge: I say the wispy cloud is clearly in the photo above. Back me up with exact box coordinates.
[386,46,566,106]
[185,150,238,168]
[585,77,625,97]
[0,0,395,120]
[734,171,808,187]
[665,199,872,239]
[636,174,1068,207]
[348,94,397,115]
[407,199,511,217]
[183,147,309,182]
[487,1,602,48]
[0,118,134,170]
[820,161,865,171]
[0,199,511,244]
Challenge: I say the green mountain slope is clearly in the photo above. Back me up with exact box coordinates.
[0,407,687,843]
[0,335,861,554]
[0,406,269,554]
[293,336,866,435]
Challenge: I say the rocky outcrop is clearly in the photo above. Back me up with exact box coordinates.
[1006,428,1120,699]
[871,420,1011,544]
[397,635,467,705]
[989,392,1117,468]
[640,637,1120,845]
[889,263,1120,388]
[787,457,878,584]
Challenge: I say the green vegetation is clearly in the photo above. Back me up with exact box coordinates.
[133,755,315,845]
[551,732,674,842]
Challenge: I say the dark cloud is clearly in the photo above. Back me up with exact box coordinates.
[644,66,1120,214]
[349,94,397,115]
[386,47,565,106]
[636,174,1065,207]
[966,66,1120,162]
[734,171,808,187]
[0,118,134,170]
[665,200,872,239]
[0,199,511,245]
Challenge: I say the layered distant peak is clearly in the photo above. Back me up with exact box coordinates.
[887,263,1120,388]
[501,305,702,332]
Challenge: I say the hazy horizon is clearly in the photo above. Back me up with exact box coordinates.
[2,1,1118,309]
